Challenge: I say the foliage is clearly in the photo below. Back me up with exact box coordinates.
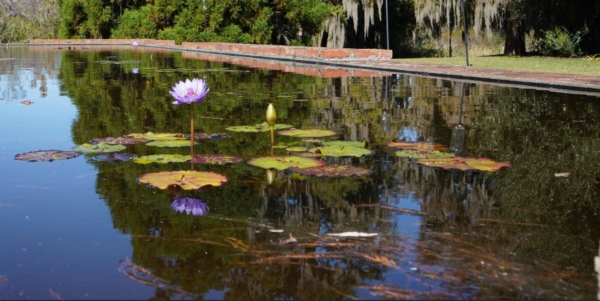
[0,0,60,42]
[111,6,158,39]
[137,170,228,189]
[535,27,587,57]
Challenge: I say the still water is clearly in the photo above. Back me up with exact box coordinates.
[0,46,598,300]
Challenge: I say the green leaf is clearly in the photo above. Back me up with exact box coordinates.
[277,129,337,138]
[126,132,186,141]
[225,122,294,133]
[73,142,126,153]
[146,140,194,147]
[290,164,372,177]
[247,155,326,170]
[15,150,81,162]
[286,147,308,152]
[91,136,149,145]
[133,154,192,164]
[190,154,243,165]
[309,146,372,157]
[137,171,228,190]
[395,150,455,159]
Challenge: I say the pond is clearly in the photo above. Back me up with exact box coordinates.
[0,46,598,300]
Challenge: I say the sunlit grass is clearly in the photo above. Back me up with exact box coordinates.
[394,56,600,76]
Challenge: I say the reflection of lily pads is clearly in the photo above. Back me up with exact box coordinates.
[247,155,326,170]
[73,142,126,153]
[322,140,366,148]
[277,129,337,138]
[295,152,322,157]
[395,150,455,159]
[302,139,323,143]
[416,157,512,171]
[309,146,372,157]
[190,154,243,165]
[146,140,193,147]
[92,153,138,162]
[290,164,372,177]
[138,171,228,190]
[226,122,294,133]
[126,132,186,141]
[91,136,149,145]
[15,150,81,162]
[184,133,232,139]
[388,141,450,151]
[133,154,192,164]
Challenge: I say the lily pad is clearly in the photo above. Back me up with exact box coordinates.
[133,154,192,164]
[247,155,326,170]
[184,133,232,139]
[146,140,194,147]
[190,154,243,165]
[126,132,186,141]
[226,122,294,133]
[277,129,337,138]
[15,150,81,162]
[289,164,372,177]
[138,171,228,190]
[322,140,366,148]
[416,157,512,171]
[73,142,126,153]
[92,153,138,162]
[309,145,372,157]
[286,147,308,152]
[91,136,149,145]
[395,150,455,159]
[295,152,322,158]
[388,141,450,151]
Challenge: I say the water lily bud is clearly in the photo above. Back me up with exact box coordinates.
[265,169,277,184]
[266,103,277,126]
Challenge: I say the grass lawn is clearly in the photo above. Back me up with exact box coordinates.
[395,56,600,77]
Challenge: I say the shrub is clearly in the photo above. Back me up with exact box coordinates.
[536,27,587,57]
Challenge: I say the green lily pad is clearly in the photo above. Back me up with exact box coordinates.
[146,140,194,147]
[388,141,450,151]
[138,171,228,190]
[309,146,372,157]
[133,154,192,164]
[395,150,455,159]
[15,150,81,162]
[286,147,308,152]
[416,157,512,171]
[126,132,186,141]
[73,142,126,153]
[247,155,326,170]
[91,136,149,145]
[225,122,294,133]
[322,140,366,148]
[92,153,138,162]
[184,133,232,140]
[289,164,372,177]
[190,154,243,165]
[277,129,338,138]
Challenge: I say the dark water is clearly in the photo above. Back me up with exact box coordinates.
[0,46,599,300]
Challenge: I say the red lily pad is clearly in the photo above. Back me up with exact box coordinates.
[416,157,512,171]
[277,129,338,138]
[91,136,149,145]
[247,155,326,170]
[190,154,243,165]
[137,171,228,190]
[388,141,450,151]
[184,133,232,139]
[15,150,81,162]
[289,164,372,177]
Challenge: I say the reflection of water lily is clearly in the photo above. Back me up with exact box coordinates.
[170,196,209,216]
[132,41,138,47]
[169,78,210,105]
[132,68,139,74]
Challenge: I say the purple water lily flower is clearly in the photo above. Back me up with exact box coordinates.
[132,67,139,74]
[170,196,209,216]
[132,41,139,47]
[169,78,210,105]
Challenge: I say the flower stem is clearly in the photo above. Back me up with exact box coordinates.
[190,105,195,171]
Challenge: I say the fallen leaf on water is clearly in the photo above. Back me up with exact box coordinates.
[279,233,297,245]
[555,172,570,178]
[21,100,33,105]
[327,232,379,237]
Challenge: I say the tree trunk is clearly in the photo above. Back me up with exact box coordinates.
[504,10,526,56]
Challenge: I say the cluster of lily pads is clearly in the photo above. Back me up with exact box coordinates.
[389,141,511,171]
